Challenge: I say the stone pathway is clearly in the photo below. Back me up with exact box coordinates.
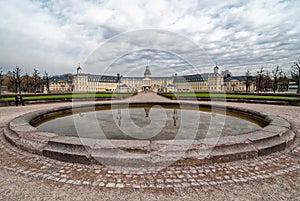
[0,97,299,200]
[124,92,172,102]
[0,128,299,189]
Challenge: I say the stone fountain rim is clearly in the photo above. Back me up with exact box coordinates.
[4,101,295,166]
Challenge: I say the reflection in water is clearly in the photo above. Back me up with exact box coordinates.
[117,108,121,126]
[37,107,262,140]
[173,109,178,126]
[115,107,150,127]
[118,107,178,127]
[144,108,150,118]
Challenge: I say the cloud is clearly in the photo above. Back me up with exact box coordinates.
[0,0,299,77]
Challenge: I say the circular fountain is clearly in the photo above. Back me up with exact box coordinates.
[4,101,295,167]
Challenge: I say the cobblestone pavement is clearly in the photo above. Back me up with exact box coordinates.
[0,96,299,200]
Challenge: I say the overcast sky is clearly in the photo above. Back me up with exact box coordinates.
[0,0,299,76]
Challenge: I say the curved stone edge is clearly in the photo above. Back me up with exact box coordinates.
[4,102,296,167]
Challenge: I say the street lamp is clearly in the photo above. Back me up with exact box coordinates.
[117,73,123,99]
[174,73,177,94]
[116,73,123,124]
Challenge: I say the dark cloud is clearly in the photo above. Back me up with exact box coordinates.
[0,0,299,76]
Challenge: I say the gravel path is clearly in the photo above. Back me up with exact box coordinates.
[0,97,299,201]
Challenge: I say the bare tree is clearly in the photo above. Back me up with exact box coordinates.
[256,67,264,93]
[262,71,272,92]
[11,66,22,93]
[277,72,289,92]
[32,68,41,93]
[245,69,252,92]
[5,71,13,92]
[22,73,31,93]
[291,59,300,94]
[271,65,282,93]
[43,71,50,93]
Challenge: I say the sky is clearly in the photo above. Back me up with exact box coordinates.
[0,0,299,77]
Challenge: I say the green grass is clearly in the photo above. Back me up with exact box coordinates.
[160,92,298,101]
[2,93,133,101]
[2,92,298,102]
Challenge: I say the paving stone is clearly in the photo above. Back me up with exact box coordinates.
[59,178,67,182]
[116,183,124,188]
[66,180,74,184]
[73,180,82,185]
[132,184,141,189]
[98,182,106,187]
[105,183,115,188]
[83,181,91,185]
[0,100,299,193]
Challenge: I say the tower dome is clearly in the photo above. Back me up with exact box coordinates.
[77,64,82,74]
[213,65,219,74]
[144,64,151,78]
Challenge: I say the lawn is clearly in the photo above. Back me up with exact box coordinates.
[2,93,133,101]
[161,92,298,101]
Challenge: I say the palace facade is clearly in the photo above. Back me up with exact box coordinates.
[174,66,224,92]
[73,66,118,92]
[224,76,256,92]
[49,76,73,92]
[73,64,174,93]
[73,64,255,93]
[121,65,174,92]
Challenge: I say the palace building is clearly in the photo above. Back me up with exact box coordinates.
[73,64,254,93]
[73,66,119,92]
[174,66,224,92]
[49,76,73,93]
[121,65,174,92]
[73,64,174,93]
[224,76,256,92]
